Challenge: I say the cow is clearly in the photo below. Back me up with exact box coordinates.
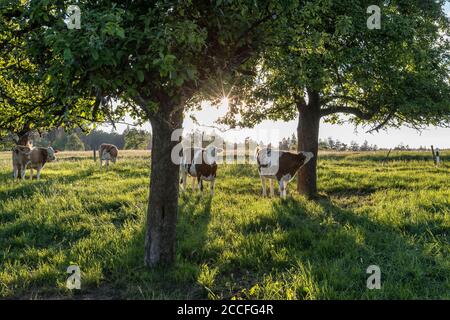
[180,145,222,197]
[12,144,32,180]
[99,143,119,171]
[255,146,314,198]
[12,145,58,180]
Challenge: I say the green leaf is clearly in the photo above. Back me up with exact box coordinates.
[137,70,145,82]
[63,48,73,62]
[91,49,99,60]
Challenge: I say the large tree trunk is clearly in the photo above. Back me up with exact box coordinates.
[144,107,183,267]
[297,90,321,198]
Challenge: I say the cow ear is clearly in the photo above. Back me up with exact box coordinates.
[54,149,60,153]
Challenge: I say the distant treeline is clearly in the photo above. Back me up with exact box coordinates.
[0,127,152,151]
[0,128,443,152]
[317,137,438,152]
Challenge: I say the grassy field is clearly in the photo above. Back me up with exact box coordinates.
[0,149,448,299]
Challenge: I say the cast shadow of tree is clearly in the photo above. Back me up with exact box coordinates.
[89,192,214,299]
[225,197,448,299]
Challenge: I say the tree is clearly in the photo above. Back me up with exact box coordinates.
[0,2,101,146]
[334,139,342,151]
[318,138,329,150]
[1,1,292,266]
[350,141,360,151]
[360,140,370,151]
[124,127,151,150]
[222,0,450,197]
[65,133,85,151]
[290,133,297,150]
[80,129,125,150]
[0,132,15,151]
[279,137,289,150]
[327,137,336,150]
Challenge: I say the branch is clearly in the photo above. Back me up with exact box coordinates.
[75,115,142,128]
[320,105,375,120]
[236,11,276,45]
[322,95,364,105]
[366,113,394,133]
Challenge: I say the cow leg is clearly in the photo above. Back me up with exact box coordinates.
[191,176,196,192]
[278,180,286,199]
[270,179,275,197]
[30,168,34,180]
[198,177,203,192]
[13,166,18,180]
[181,171,187,192]
[20,165,26,180]
[261,176,267,197]
[106,160,109,171]
[210,178,215,197]
[36,165,42,180]
[100,158,103,170]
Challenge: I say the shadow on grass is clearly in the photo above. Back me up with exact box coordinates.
[80,193,214,300]
[229,196,449,299]
[0,168,96,200]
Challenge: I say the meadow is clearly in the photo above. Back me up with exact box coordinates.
[0,149,448,299]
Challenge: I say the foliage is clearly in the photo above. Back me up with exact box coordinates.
[65,133,85,151]
[31,128,126,150]
[124,127,151,150]
[0,1,100,139]
[0,1,293,122]
[0,150,448,299]
[79,129,125,150]
[0,133,15,151]
[224,0,450,131]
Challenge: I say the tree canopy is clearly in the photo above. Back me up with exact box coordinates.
[0,1,110,144]
[224,0,450,131]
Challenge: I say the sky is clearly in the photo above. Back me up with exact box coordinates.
[101,3,450,148]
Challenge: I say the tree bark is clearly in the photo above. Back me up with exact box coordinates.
[144,106,183,267]
[297,90,321,198]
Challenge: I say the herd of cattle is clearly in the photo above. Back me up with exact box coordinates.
[10,143,313,198]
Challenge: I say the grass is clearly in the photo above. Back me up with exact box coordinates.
[0,149,448,299]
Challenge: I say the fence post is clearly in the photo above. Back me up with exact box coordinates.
[431,145,436,164]
[382,148,392,164]
[223,140,227,164]
[435,147,440,166]
[234,142,238,164]
[245,138,249,164]
[93,148,97,162]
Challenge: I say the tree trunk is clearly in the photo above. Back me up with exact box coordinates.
[144,107,183,267]
[297,91,321,198]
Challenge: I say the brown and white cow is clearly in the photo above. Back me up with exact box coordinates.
[255,146,313,198]
[99,143,119,171]
[180,146,222,196]
[12,145,57,180]
[12,145,32,180]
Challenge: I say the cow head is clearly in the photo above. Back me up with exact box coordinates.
[47,147,58,161]
[298,151,314,166]
[204,145,223,165]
